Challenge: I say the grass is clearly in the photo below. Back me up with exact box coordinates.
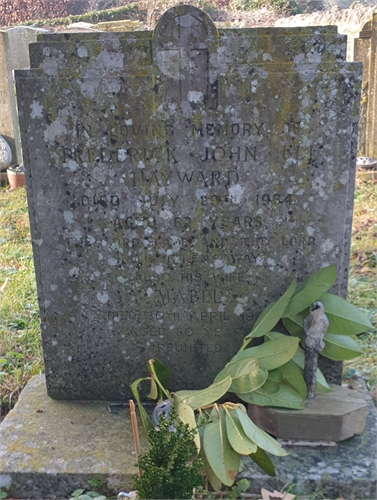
[0,181,376,420]
[0,187,42,421]
[345,180,377,390]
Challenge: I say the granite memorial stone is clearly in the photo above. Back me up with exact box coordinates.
[15,6,362,400]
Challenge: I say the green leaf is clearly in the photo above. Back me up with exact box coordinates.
[148,358,170,400]
[199,427,223,491]
[130,378,154,432]
[203,407,240,486]
[265,368,283,383]
[279,361,307,399]
[291,347,331,394]
[245,279,296,339]
[322,333,363,361]
[238,382,305,410]
[176,401,200,453]
[282,314,306,341]
[249,447,276,476]
[175,376,232,410]
[282,264,336,318]
[232,336,299,371]
[71,491,85,498]
[214,357,268,394]
[225,407,257,455]
[148,378,158,400]
[320,293,373,335]
[235,405,288,456]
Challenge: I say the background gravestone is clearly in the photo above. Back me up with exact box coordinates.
[0,27,47,170]
[15,6,362,400]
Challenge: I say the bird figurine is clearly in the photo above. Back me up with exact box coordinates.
[303,301,329,398]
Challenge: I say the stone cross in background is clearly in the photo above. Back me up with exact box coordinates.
[15,6,361,400]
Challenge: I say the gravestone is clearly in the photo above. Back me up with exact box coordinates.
[354,12,377,158]
[15,6,362,400]
[0,27,47,168]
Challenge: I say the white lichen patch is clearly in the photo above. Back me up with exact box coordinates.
[96,291,109,304]
[187,91,203,103]
[63,211,74,223]
[228,184,244,204]
[234,303,244,316]
[30,100,44,119]
[69,267,79,278]
[154,265,164,275]
[321,239,335,253]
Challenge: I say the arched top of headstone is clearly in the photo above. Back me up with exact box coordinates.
[153,4,218,51]
[152,5,219,110]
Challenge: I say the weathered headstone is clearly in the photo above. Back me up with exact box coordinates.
[15,6,362,400]
[354,13,377,158]
[0,27,47,168]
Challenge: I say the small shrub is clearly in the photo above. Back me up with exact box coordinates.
[132,409,204,499]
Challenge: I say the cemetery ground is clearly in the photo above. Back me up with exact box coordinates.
[1,181,377,415]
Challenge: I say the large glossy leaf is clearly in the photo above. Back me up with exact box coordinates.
[245,279,296,339]
[203,407,240,486]
[225,408,257,455]
[230,369,268,394]
[282,265,336,318]
[176,400,200,452]
[249,447,276,476]
[235,405,288,456]
[322,333,363,360]
[215,357,258,381]
[291,347,331,394]
[238,382,305,410]
[232,336,299,371]
[320,293,373,335]
[130,378,154,432]
[199,426,222,491]
[214,357,268,394]
[279,361,307,399]
[175,376,232,410]
[282,314,306,341]
[267,369,283,383]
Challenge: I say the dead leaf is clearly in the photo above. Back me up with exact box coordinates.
[261,488,295,500]
[0,278,8,292]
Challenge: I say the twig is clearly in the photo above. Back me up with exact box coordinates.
[129,399,141,478]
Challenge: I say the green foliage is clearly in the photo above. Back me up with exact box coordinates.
[87,478,102,490]
[69,490,107,500]
[132,265,372,491]
[0,490,7,499]
[132,409,204,499]
[231,0,302,15]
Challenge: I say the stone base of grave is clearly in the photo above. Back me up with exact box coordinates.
[1,375,376,499]
[247,384,369,442]
[0,375,148,499]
